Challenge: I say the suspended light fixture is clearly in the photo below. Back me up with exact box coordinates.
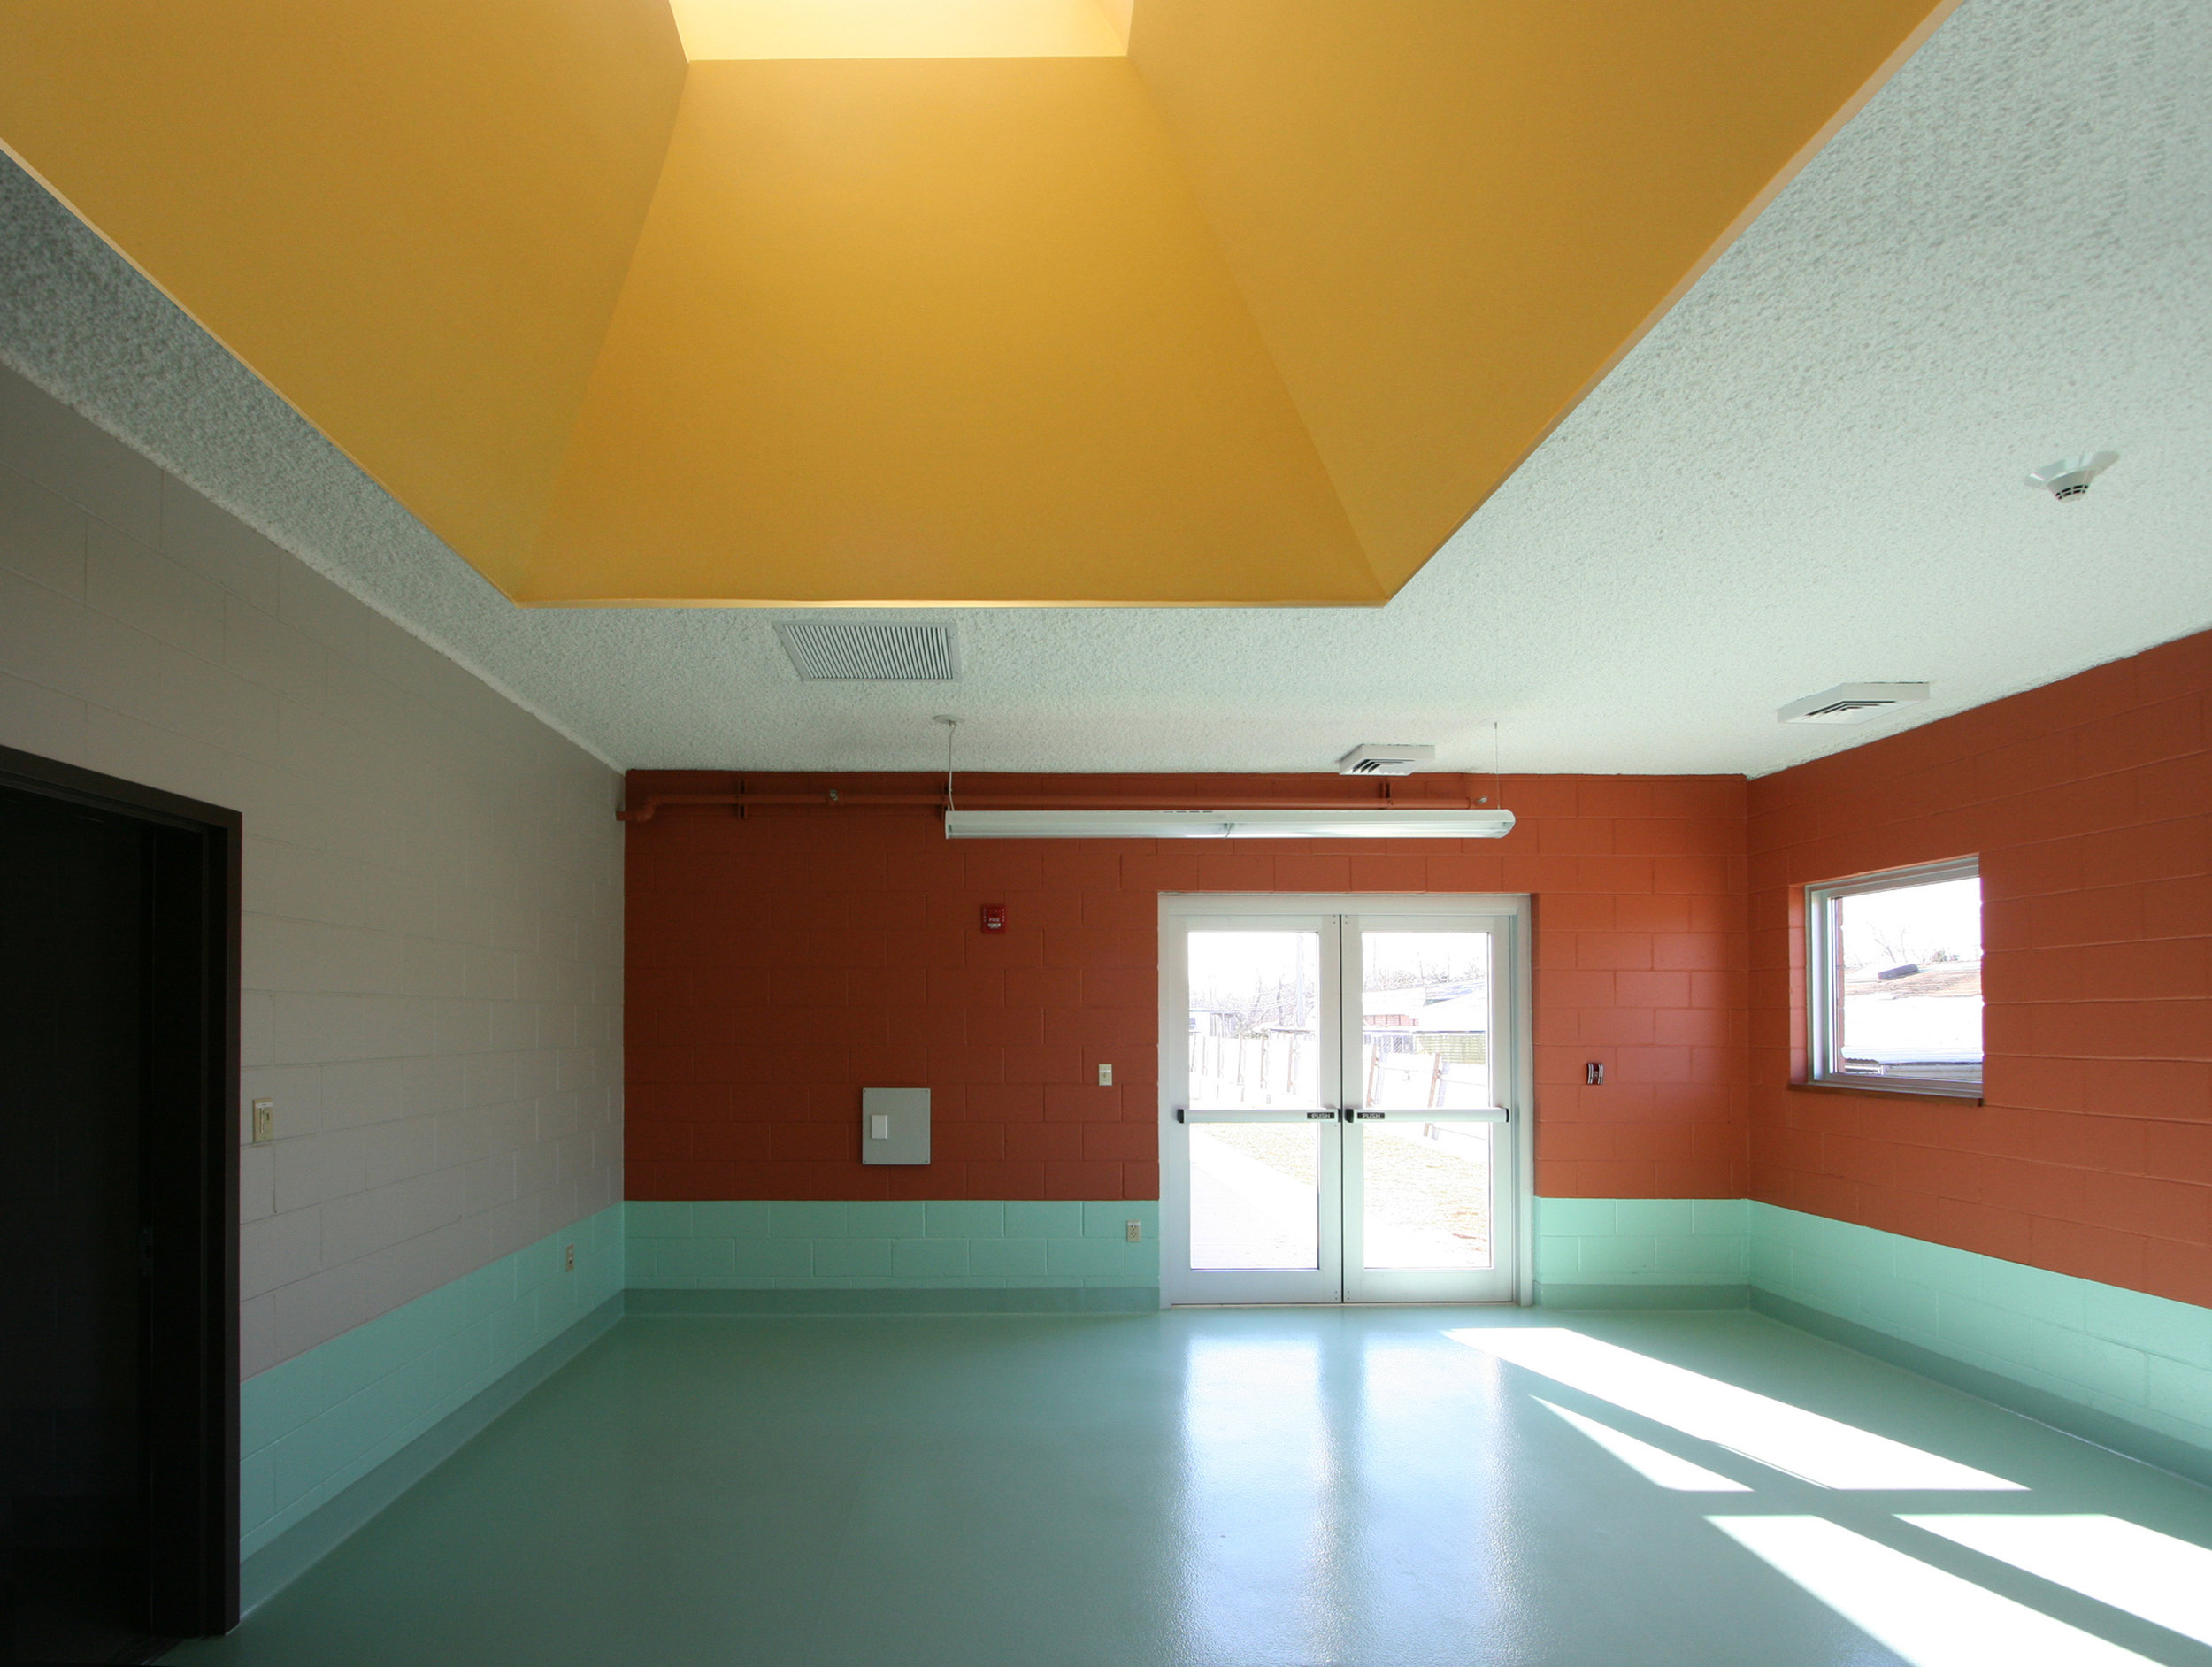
[941,808,1515,839]
[927,718,1514,837]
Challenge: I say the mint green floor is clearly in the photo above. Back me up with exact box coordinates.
[168,1308,2212,1666]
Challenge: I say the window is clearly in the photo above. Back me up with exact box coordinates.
[1806,858,1982,1097]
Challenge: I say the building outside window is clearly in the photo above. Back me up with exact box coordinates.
[1806,857,1982,1096]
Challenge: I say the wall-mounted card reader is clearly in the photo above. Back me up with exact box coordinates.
[861,1087,931,1165]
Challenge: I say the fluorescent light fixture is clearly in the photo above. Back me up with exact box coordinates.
[1709,1517,2159,1667]
[943,809,1515,840]
[1901,1516,2212,1648]
[1534,1399,1750,1492]
[1448,1329,2021,1490]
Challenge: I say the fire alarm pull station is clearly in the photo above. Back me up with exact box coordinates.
[981,903,1006,933]
[861,1087,931,1165]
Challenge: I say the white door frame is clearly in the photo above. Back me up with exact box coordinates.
[1157,893,1535,1307]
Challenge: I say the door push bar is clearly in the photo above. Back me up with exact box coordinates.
[1174,1107,1345,1122]
[1175,1106,1511,1122]
[1342,1107,1512,1122]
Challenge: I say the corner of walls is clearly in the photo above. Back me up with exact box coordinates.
[239,1204,624,1581]
[1747,627,2212,1314]
[1530,1193,2212,1459]
[0,356,634,1582]
[1532,1196,1749,1306]
[1749,1202,2212,1471]
[1530,1194,2212,1475]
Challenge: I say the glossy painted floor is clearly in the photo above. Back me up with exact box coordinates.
[167,1308,2212,1667]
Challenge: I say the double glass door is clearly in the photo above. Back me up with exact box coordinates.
[1161,896,1527,1304]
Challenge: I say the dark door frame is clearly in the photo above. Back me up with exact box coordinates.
[2,743,240,1637]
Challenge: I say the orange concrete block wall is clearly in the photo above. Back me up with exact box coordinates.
[623,772,1747,1202]
[1751,629,2212,1307]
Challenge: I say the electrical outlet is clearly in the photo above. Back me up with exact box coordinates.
[1097,1063,1113,1087]
[1125,1219,1142,1243]
[250,1098,274,1143]
[1586,1062,1605,1087]
[564,1243,575,1273]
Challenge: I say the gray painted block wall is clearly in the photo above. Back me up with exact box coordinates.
[0,365,625,1378]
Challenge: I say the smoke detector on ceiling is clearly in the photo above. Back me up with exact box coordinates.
[2025,451,2118,501]
[776,621,960,680]
[1777,683,1930,725]
[1338,742,1436,775]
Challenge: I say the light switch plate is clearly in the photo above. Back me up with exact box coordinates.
[1097,1063,1113,1087]
[250,1098,274,1143]
[861,1087,931,1165]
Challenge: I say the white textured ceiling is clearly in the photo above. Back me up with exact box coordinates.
[3,0,2207,779]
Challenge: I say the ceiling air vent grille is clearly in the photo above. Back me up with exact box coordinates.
[776,622,960,681]
[1337,742,1436,776]
[1777,682,1930,725]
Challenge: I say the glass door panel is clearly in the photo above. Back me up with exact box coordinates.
[1187,930,1325,1110]
[1357,931,1494,1110]
[1342,919,1515,1302]
[1172,920,1343,1302]
[1358,1120,1493,1271]
[1163,900,1522,1305]
[1189,1124,1322,1270]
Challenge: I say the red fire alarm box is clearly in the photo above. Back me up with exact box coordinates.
[981,903,1007,933]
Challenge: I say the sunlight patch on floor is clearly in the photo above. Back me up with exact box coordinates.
[1709,1517,2162,1667]
[1449,1328,2023,1490]
[1535,1398,1751,1492]
[1902,1516,2212,1649]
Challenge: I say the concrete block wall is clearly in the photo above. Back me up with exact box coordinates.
[624,769,1747,1203]
[1533,1196,1749,1288]
[1530,1196,2212,1466]
[1751,1202,2212,1460]
[1750,631,2212,1309]
[239,1206,624,1559]
[0,365,626,1377]
[626,1199,1160,1289]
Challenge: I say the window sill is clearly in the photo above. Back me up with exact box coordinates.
[1790,1081,1983,1106]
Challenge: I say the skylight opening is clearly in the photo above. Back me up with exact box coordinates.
[1448,1330,2023,1491]
[669,0,1130,60]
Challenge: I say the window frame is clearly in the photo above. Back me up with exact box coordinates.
[1805,856,1983,1100]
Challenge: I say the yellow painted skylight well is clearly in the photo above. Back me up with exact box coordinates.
[669,0,1128,60]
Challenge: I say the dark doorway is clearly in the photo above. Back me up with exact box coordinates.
[1,747,238,1662]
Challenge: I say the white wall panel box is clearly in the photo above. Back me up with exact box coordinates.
[861,1088,931,1165]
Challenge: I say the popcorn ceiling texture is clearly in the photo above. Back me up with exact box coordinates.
[1,0,2208,781]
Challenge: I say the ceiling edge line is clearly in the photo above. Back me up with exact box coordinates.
[512,57,696,589]
[1386,0,1972,599]
[1745,614,2212,781]
[1111,55,1388,594]
[0,338,629,776]
[512,593,1392,610]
